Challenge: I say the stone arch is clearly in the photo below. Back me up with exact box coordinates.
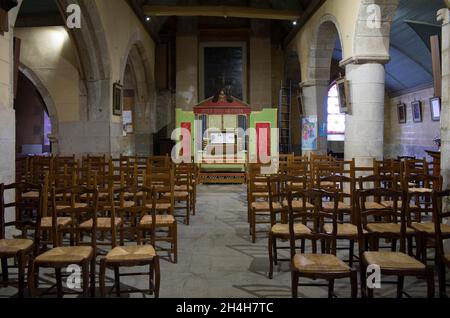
[18,63,60,154]
[300,15,344,155]
[120,33,156,156]
[55,0,112,122]
[307,14,344,84]
[352,0,400,63]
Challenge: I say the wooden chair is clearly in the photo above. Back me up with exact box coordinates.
[267,175,313,279]
[99,187,160,298]
[28,186,99,298]
[320,174,359,267]
[287,188,357,298]
[432,190,450,298]
[356,188,434,298]
[248,164,274,243]
[406,174,444,262]
[172,163,191,225]
[139,167,177,263]
[0,183,42,298]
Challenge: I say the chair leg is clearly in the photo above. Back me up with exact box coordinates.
[397,276,404,298]
[328,279,335,299]
[173,223,178,264]
[273,236,278,266]
[251,212,256,244]
[55,268,63,298]
[1,257,8,285]
[268,234,274,279]
[426,267,435,298]
[291,270,298,298]
[90,256,96,297]
[27,261,36,298]
[350,270,358,298]
[360,263,367,298]
[99,259,106,298]
[153,256,160,298]
[349,240,355,268]
[17,252,26,298]
[186,199,190,226]
[82,262,90,298]
[114,267,121,297]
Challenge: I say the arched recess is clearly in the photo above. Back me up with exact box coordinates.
[120,34,156,156]
[55,0,112,122]
[301,15,344,155]
[352,0,400,63]
[18,63,60,154]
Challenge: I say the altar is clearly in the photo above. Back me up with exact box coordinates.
[175,90,278,184]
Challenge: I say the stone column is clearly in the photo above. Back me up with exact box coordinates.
[343,60,386,167]
[438,8,450,188]
[300,80,329,156]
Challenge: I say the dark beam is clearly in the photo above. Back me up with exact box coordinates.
[283,0,327,48]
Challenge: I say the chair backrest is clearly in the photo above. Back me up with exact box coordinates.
[287,189,339,257]
[356,188,406,251]
[48,186,99,248]
[140,186,158,247]
[0,182,43,240]
[145,167,174,215]
[432,190,450,261]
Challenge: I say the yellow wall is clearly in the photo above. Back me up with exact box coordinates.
[15,26,81,122]
[95,0,155,123]
[291,0,361,82]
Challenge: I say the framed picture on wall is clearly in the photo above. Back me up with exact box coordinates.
[113,82,123,116]
[412,100,422,123]
[397,103,407,124]
[430,97,441,121]
[336,77,350,114]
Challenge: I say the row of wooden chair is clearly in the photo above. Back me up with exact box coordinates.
[0,182,169,298]
[267,175,448,298]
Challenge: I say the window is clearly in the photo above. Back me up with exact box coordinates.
[327,83,346,141]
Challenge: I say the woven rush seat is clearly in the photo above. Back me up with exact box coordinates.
[366,223,415,234]
[410,222,450,235]
[282,199,314,209]
[40,217,72,229]
[22,191,39,199]
[124,191,144,198]
[363,252,425,271]
[0,239,33,255]
[102,201,135,210]
[81,192,108,199]
[144,203,171,211]
[105,245,156,263]
[445,254,450,264]
[380,200,405,208]
[251,201,282,211]
[323,201,351,210]
[174,185,193,191]
[272,223,311,235]
[324,223,366,237]
[80,217,123,229]
[140,214,175,226]
[163,191,188,198]
[293,254,350,273]
[364,202,386,210]
[408,188,433,194]
[35,246,93,264]
[252,192,269,197]
[56,203,88,210]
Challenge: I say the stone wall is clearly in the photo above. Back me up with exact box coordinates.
[384,87,439,160]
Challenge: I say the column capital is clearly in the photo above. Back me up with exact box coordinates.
[299,79,329,88]
[339,55,390,68]
[438,8,450,25]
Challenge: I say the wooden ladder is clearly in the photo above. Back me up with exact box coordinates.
[278,81,292,154]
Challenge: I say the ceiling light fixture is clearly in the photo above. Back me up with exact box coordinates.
[146,16,151,22]
[292,20,297,26]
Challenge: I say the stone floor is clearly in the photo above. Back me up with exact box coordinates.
[0,184,447,298]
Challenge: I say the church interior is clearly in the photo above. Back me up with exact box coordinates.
[1,0,450,299]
